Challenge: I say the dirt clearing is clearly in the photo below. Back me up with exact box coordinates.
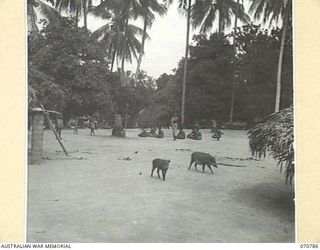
[27,129,294,242]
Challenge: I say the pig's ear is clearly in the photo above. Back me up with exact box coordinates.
[168,160,171,163]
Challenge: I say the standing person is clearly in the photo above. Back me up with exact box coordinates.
[171,113,179,140]
[89,116,96,136]
[73,117,79,134]
[55,113,64,140]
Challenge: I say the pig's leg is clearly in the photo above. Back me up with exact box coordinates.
[195,163,198,171]
[151,166,155,177]
[162,169,167,181]
[188,159,194,170]
[208,165,214,174]
[202,164,205,173]
[157,169,161,178]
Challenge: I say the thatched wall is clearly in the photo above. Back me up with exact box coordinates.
[248,106,294,184]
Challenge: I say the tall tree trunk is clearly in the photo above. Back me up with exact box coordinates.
[110,49,116,72]
[116,54,119,70]
[218,12,223,34]
[83,0,87,29]
[121,14,129,73]
[75,6,79,27]
[274,8,289,113]
[135,14,148,81]
[181,0,192,125]
[228,0,239,123]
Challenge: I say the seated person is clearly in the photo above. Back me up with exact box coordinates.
[157,127,164,138]
[119,128,126,137]
[138,128,149,137]
[176,128,186,139]
[187,128,202,140]
[211,127,223,141]
[147,127,158,137]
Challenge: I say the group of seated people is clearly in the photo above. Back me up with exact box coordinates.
[138,127,164,138]
[138,125,223,141]
[175,127,202,140]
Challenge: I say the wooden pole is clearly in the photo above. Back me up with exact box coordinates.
[43,112,68,156]
[30,87,68,156]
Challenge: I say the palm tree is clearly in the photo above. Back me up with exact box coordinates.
[164,0,192,125]
[249,0,292,113]
[135,0,167,79]
[83,0,88,29]
[119,0,142,72]
[53,0,81,26]
[93,9,146,72]
[27,0,63,38]
[191,0,249,34]
[95,0,141,72]
[229,0,247,123]
[181,0,192,125]
[191,0,249,124]
[53,0,92,28]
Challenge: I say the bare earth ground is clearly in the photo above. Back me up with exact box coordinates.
[27,128,295,243]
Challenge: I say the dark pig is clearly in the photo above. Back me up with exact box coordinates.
[151,158,170,181]
[188,152,218,174]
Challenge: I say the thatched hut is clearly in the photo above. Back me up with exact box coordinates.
[248,106,294,184]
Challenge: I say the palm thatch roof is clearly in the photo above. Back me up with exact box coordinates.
[248,106,294,185]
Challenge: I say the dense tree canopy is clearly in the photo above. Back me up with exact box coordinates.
[141,24,293,128]
[28,19,155,124]
[28,0,293,130]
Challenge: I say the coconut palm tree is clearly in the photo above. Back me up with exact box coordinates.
[164,0,192,125]
[51,0,82,26]
[229,0,247,123]
[119,0,142,72]
[134,0,167,79]
[249,0,292,113]
[87,0,112,20]
[52,0,93,28]
[191,0,249,34]
[94,0,142,71]
[181,0,192,125]
[27,0,63,38]
[93,9,146,72]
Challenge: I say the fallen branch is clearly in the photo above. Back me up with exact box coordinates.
[218,163,247,168]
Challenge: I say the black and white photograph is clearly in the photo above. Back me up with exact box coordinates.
[27,0,294,243]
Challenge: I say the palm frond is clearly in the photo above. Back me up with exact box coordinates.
[249,0,291,27]
[248,106,294,185]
